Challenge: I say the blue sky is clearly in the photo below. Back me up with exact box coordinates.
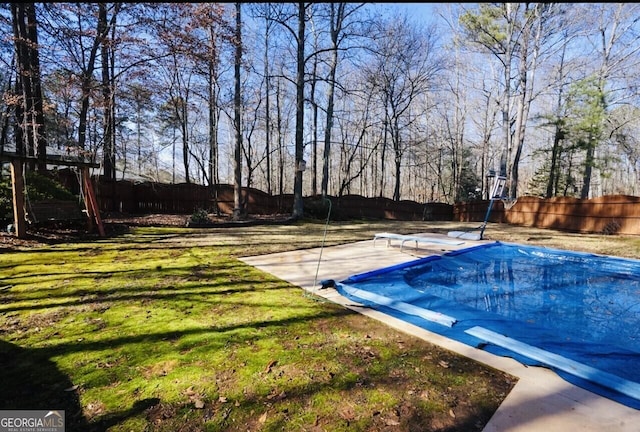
[377,2,442,24]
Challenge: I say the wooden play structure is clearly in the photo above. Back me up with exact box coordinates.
[1,152,105,239]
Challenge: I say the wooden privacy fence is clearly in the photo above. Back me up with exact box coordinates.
[97,180,212,213]
[96,180,291,214]
[94,178,640,235]
[454,195,640,235]
[326,195,453,221]
[94,179,453,220]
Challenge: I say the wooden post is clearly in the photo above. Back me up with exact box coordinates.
[10,160,27,238]
[82,169,96,234]
[82,167,105,237]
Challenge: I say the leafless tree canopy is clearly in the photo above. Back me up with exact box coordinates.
[3,3,640,214]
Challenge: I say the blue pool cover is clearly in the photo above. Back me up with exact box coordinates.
[335,241,640,409]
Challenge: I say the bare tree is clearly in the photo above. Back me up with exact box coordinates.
[460,3,562,198]
[11,2,47,168]
[363,13,443,201]
[100,3,121,180]
[275,75,285,200]
[320,3,366,197]
[307,13,320,196]
[256,3,307,217]
[335,88,378,197]
[7,2,640,204]
[43,4,114,157]
[291,2,307,218]
[161,3,231,203]
[262,5,275,195]
[232,2,244,219]
[544,38,570,198]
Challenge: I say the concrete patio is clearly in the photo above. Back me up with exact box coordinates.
[240,233,640,431]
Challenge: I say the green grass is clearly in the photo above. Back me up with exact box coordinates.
[0,220,563,431]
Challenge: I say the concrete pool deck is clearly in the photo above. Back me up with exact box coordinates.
[240,234,640,431]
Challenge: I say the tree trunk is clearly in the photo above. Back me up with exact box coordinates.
[321,3,344,197]
[276,77,284,201]
[208,26,221,214]
[233,2,244,219]
[292,2,305,219]
[510,3,542,199]
[378,116,388,197]
[100,4,116,180]
[547,126,562,198]
[546,43,567,198]
[264,12,272,195]
[12,3,47,168]
[181,99,190,184]
[77,4,111,155]
[581,136,595,199]
[392,117,402,202]
[309,58,318,196]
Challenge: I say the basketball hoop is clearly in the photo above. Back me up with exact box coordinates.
[501,198,518,210]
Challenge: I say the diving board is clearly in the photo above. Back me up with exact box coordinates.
[447,231,482,241]
[373,232,464,251]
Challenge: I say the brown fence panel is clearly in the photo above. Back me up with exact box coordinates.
[453,200,502,223]
[96,179,213,214]
[95,180,296,215]
[503,195,640,235]
[454,195,640,235]
[330,196,452,221]
[95,179,136,213]
[93,179,453,221]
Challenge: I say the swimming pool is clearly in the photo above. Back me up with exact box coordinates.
[335,241,640,409]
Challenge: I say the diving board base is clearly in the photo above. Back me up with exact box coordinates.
[465,326,640,402]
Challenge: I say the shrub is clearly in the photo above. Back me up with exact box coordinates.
[1,170,79,224]
[189,208,210,224]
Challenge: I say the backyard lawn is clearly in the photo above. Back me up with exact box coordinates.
[1,219,639,431]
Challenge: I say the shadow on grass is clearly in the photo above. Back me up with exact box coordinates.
[0,339,159,432]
